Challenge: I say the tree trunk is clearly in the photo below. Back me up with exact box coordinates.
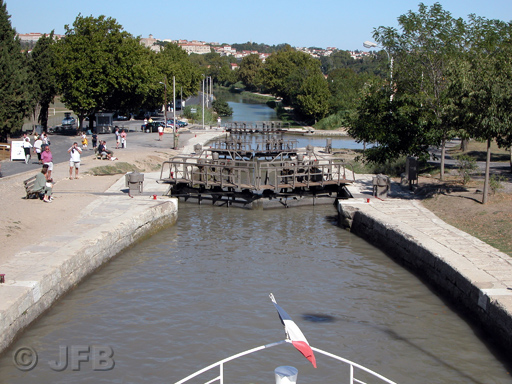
[38,102,50,131]
[440,138,446,181]
[482,138,491,204]
[460,139,468,152]
[510,147,512,172]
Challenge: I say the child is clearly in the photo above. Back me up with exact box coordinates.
[81,132,88,149]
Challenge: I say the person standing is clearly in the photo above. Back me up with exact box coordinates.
[68,142,82,179]
[41,145,53,179]
[115,128,120,149]
[81,132,88,149]
[33,136,43,164]
[92,133,98,149]
[157,125,163,141]
[22,137,32,164]
[120,129,127,148]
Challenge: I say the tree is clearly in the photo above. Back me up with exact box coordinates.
[212,99,233,117]
[349,80,434,164]
[373,3,467,179]
[261,49,330,122]
[29,32,58,130]
[449,16,512,204]
[0,0,35,139]
[238,54,263,91]
[327,68,375,115]
[54,14,154,130]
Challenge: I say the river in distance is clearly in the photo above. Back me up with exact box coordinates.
[217,89,367,150]
[0,204,510,384]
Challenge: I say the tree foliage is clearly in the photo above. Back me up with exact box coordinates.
[29,32,58,130]
[449,16,512,203]
[260,49,329,122]
[53,14,154,128]
[0,0,35,138]
[212,99,233,117]
[238,54,263,91]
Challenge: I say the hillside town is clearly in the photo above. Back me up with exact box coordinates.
[18,32,373,63]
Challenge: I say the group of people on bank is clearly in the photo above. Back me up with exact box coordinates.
[25,130,123,203]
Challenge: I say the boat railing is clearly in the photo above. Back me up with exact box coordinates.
[174,340,397,384]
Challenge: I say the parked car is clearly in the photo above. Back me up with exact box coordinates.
[62,112,76,127]
[167,119,188,128]
[113,113,130,121]
[144,121,165,133]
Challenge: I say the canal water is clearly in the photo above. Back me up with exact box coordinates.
[1,96,510,383]
[217,89,366,150]
[0,204,510,383]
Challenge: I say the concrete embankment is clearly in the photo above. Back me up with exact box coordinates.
[0,175,177,355]
[338,197,512,353]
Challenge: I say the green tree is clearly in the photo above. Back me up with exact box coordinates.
[450,16,512,203]
[54,14,154,130]
[349,80,434,164]
[327,68,375,114]
[29,32,58,130]
[373,3,467,179]
[212,99,233,117]
[238,54,263,91]
[295,71,330,122]
[0,0,35,139]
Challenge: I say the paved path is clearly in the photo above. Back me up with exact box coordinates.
[340,176,512,351]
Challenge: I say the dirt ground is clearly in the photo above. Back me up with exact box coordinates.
[419,175,512,257]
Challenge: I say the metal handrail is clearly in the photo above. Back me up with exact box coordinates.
[173,340,397,384]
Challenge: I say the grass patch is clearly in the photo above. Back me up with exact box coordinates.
[87,162,140,176]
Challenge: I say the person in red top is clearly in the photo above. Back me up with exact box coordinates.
[40,145,54,179]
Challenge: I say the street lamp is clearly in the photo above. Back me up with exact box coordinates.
[172,76,178,149]
[202,74,205,130]
[159,79,168,130]
[364,40,394,100]
[160,78,177,149]
[363,40,393,82]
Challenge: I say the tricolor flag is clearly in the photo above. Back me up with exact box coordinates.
[269,293,317,368]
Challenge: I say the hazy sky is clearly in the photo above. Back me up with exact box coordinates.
[8,0,512,50]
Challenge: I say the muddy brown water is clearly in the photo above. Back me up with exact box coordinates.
[0,204,510,383]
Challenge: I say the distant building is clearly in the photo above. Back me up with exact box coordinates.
[178,40,211,55]
[17,32,63,43]
[140,34,161,52]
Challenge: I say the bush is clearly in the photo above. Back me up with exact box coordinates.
[212,99,233,117]
[455,154,477,185]
[490,174,505,194]
[314,111,351,131]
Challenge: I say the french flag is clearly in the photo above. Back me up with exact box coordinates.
[270,293,317,368]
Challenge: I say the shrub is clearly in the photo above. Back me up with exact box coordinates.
[455,154,477,185]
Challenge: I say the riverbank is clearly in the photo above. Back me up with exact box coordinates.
[339,176,512,355]
[0,129,225,355]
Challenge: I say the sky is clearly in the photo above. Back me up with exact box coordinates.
[7,0,512,51]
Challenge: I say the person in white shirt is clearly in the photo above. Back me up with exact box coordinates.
[22,137,32,164]
[68,142,82,179]
[33,137,43,164]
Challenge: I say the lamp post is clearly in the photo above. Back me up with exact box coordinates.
[363,40,393,83]
[173,76,178,149]
[202,74,205,130]
[159,79,168,131]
